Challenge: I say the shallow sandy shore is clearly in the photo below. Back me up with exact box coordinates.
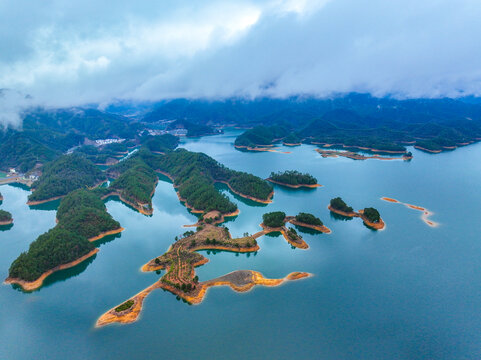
[95,270,311,327]
[381,197,439,227]
[312,142,407,154]
[88,227,124,242]
[257,223,309,249]
[316,149,411,161]
[283,142,302,146]
[266,178,322,189]
[413,146,442,153]
[327,205,359,218]
[286,218,332,234]
[4,248,99,291]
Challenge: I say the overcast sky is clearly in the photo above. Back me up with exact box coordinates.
[1,0,481,123]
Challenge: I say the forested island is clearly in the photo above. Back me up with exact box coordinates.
[0,209,13,225]
[358,207,385,230]
[328,197,385,230]
[230,100,481,153]
[267,170,320,188]
[328,197,357,217]
[27,154,106,204]
[6,189,122,290]
[151,148,273,213]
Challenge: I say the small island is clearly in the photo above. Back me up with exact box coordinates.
[358,207,385,230]
[328,197,385,230]
[6,189,123,291]
[328,197,358,217]
[267,170,322,189]
[0,209,13,226]
[259,211,305,248]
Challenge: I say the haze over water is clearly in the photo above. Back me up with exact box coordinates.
[1,130,481,359]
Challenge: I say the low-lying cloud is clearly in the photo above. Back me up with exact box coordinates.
[1,0,481,125]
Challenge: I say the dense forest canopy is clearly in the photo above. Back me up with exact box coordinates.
[141,134,179,153]
[295,212,323,226]
[109,161,158,208]
[154,148,272,213]
[8,227,95,282]
[144,95,481,153]
[262,211,286,228]
[330,197,354,213]
[363,207,381,223]
[269,170,317,185]
[234,125,290,148]
[28,154,106,202]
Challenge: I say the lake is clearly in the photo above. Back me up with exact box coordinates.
[1,129,481,360]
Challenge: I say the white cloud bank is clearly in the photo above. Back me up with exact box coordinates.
[1,0,481,121]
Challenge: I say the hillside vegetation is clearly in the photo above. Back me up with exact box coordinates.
[28,154,106,202]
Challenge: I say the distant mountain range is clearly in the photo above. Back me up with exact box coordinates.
[1,93,481,171]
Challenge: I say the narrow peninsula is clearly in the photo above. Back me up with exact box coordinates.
[96,212,318,327]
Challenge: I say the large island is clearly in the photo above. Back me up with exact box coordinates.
[5,189,123,291]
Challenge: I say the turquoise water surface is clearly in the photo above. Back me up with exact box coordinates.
[1,130,481,359]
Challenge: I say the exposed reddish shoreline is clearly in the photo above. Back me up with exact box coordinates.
[381,196,439,227]
[96,270,311,326]
[283,142,301,146]
[327,205,359,218]
[266,178,322,189]
[286,218,331,234]
[413,146,443,153]
[88,227,124,242]
[27,195,65,206]
[311,142,407,154]
[328,205,385,230]
[0,219,13,226]
[4,248,99,291]
[217,180,274,204]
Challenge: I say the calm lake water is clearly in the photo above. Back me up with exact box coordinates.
[1,129,481,360]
